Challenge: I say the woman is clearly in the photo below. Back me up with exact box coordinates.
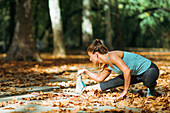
[78,39,159,100]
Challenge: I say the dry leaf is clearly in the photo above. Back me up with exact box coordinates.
[23,107,36,111]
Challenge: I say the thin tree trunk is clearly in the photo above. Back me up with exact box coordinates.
[114,0,124,49]
[7,0,16,51]
[105,0,114,50]
[82,0,93,49]
[130,19,142,47]
[49,0,66,57]
[6,0,42,62]
[34,0,39,40]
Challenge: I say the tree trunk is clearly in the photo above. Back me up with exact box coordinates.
[130,19,142,47]
[7,0,16,52]
[104,0,114,50]
[6,0,42,62]
[34,0,39,40]
[49,0,66,57]
[114,0,124,49]
[82,0,93,49]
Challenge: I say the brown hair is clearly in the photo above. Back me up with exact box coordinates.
[87,39,108,54]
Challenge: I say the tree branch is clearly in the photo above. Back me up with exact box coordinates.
[130,7,170,18]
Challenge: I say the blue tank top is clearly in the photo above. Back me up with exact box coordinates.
[106,51,151,75]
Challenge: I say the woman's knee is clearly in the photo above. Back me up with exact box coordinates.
[142,68,159,88]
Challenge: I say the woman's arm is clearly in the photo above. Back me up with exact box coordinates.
[78,65,111,83]
[108,52,131,99]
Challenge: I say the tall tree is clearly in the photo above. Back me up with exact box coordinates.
[8,0,16,51]
[104,0,114,50]
[6,0,42,62]
[82,0,93,48]
[114,0,124,49]
[49,0,66,57]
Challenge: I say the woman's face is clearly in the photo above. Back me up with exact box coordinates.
[88,51,98,65]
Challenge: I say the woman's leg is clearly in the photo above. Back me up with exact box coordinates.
[142,62,159,88]
[83,75,126,92]
[141,62,159,96]
[99,74,142,91]
[84,84,102,91]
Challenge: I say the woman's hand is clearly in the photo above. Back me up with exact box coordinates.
[77,69,87,75]
[113,90,127,102]
[117,91,127,100]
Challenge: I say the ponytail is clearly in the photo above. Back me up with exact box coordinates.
[87,39,108,54]
[93,39,102,45]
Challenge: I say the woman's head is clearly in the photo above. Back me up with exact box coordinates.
[87,39,108,65]
[87,39,108,54]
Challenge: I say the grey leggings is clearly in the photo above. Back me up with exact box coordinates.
[100,62,159,91]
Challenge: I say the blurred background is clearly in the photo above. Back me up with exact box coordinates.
[0,0,169,61]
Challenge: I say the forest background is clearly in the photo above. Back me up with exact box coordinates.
[0,0,169,62]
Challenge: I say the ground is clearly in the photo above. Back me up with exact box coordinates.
[0,49,169,113]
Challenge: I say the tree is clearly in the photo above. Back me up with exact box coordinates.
[104,0,114,50]
[6,0,42,62]
[114,0,124,49]
[82,0,93,48]
[49,0,66,57]
[8,0,16,51]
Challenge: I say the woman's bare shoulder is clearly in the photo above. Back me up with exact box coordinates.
[109,50,124,58]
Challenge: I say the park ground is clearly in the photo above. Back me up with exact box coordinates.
[0,49,169,113]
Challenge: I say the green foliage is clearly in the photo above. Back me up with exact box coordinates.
[0,0,169,51]
[32,0,51,39]
[118,0,170,48]
[0,0,12,48]
[60,0,82,48]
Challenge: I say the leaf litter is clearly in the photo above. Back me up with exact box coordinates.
[0,53,169,113]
